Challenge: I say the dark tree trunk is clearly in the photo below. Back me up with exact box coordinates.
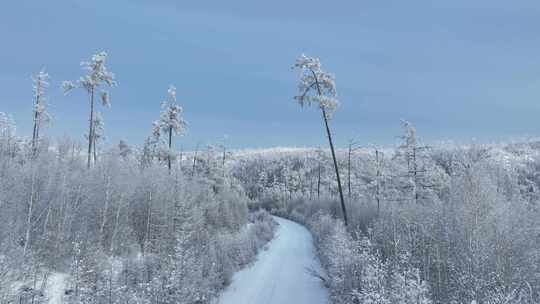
[348,143,352,199]
[321,108,348,226]
[87,88,95,169]
[192,143,199,177]
[31,84,41,156]
[178,148,183,172]
[222,147,226,167]
[310,69,348,225]
[32,111,39,155]
[93,135,97,164]
[317,163,321,199]
[168,126,173,172]
[413,147,418,204]
[375,149,381,216]
[222,145,227,178]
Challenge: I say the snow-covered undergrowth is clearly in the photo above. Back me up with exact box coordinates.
[0,135,276,304]
[276,211,431,304]
[237,140,540,304]
[2,110,540,304]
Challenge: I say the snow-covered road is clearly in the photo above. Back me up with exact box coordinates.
[216,216,329,304]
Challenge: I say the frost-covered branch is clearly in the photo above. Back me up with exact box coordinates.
[293,54,339,117]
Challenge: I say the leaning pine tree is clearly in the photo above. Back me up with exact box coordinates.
[63,51,116,168]
[293,54,348,225]
[156,85,187,172]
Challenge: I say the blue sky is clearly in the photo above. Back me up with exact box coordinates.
[2,0,540,149]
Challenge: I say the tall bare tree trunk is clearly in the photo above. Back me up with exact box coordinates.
[23,166,37,256]
[348,142,352,199]
[32,114,39,154]
[110,195,123,254]
[35,124,40,152]
[93,134,98,164]
[168,126,173,172]
[317,163,321,199]
[178,148,183,172]
[87,88,95,169]
[311,70,348,225]
[32,115,39,157]
[413,147,418,204]
[144,190,152,257]
[31,84,41,156]
[100,175,111,246]
[192,143,199,177]
[222,145,227,178]
[321,108,348,226]
[309,175,314,199]
[375,149,381,216]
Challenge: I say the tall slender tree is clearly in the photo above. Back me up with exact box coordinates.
[371,146,385,215]
[398,120,432,204]
[293,54,348,225]
[220,135,229,178]
[31,69,50,155]
[92,112,105,164]
[347,140,360,199]
[156,85,187,172]
[315,147,325,200]
[63,51,116,169]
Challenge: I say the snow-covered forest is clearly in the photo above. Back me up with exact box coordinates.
[0,53,278,304]
[233,139,540,303]
[1,52,540,304]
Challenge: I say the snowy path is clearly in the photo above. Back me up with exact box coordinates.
[45,272,67,304]
[216,217,329,304]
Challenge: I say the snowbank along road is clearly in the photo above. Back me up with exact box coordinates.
[216,216,329,304]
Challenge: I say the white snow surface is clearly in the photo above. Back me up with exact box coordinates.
[45,272,67,304]
[216,216,329,304]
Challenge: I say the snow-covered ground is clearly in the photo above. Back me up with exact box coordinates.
[45,272,67,304]
[216,217,329,304]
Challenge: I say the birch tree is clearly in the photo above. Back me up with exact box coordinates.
[293,54,348,225]
[63,51,116,169]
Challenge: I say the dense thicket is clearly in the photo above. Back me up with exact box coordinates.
[0,128,276,304]
[233,139,540,303]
